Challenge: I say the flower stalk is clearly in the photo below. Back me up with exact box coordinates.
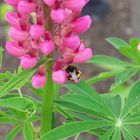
[40,60,54,136]
[40,5,54,136]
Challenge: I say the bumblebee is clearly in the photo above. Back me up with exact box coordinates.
[65,65,81,83]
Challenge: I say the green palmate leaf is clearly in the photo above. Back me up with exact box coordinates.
[0,69,35,97]
[88,55,130,70]
[55,100,103,119]
[27,115,40,122]
[41,120,113,140]
[0,71,13,80]
[55,105,74,121]
[127,110,140,119]
[61,93,111,118]
[0,97,36,114]
[86,72,117,85]
[106,37,140,65]
[0,47,3,68]
[124,116,140,124]
[101,94,122,119]
[65,81,98,98]
[112,96,122,117]
[112,128,121,140]
[0,81,5,86]
[106,37,128,49]
[130,38,140,48]
[100,127,114,140]
[115,67,138,84]
[0,117,18,123]
[0,110,8,117]
[1,93,41,106]
[122,126,136,140]
[120,79,140,118]
[69,112,94,121]
[129,38,140,63]
[5,125,21,140]
[23,121,34,140]
[127,126,140,139]
[65,81,114,118]
[109,84,130,99]
[120,47,140,65]
[9,108,27,120]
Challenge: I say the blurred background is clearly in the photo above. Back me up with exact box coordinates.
[0,0,139,139]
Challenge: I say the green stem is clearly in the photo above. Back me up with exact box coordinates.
[74,133,80,140]
[40,61,54,136]
[18,88,23,98]
[40,2,54,136]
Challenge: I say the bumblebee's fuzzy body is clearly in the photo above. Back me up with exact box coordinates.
[66,65,81,83]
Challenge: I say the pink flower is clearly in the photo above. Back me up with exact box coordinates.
[52,70,67,84]
[40,40,55,55]
[62,34,81,49]
[20,55,37,69]
[30,25,45,39]
[5,0,19,6]
[53,58,63,71]
[63,52,75,64]
[6,12,20,28]
[9,27,29,42]
[73,48,93,63]
[79,43,85,51]
[43,0,56,7]
[6,41,26,57]
[64,0,86,12]
[31,74,46,89]
[18,1,35,14]
[50,8,68,24]
[72,15,92,34]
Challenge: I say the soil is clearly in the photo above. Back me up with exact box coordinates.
[0,0,133,139]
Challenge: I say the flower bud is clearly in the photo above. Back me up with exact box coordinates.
[20,55,37,69]
[18,1,35,14]
[52,70,67,84]
[50,8,68,24]
[5,0,19,6]
[53,58,63,71]
[64,0,85,12]
[6,41,26,57]
[62,34,80,49]
[6,12,20,28]
[40,40,55,56]
[31,74,46,89]
[72,15,92,34]
[30,25,45,39]
[73,48,93,63]
[9,27,29,42]
[38,65,46,75]
[63,52,75,64]
[43,0,56,7]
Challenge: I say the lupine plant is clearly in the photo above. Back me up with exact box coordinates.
[1,0,140,140]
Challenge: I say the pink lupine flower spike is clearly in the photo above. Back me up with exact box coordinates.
[5,0,93,88]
